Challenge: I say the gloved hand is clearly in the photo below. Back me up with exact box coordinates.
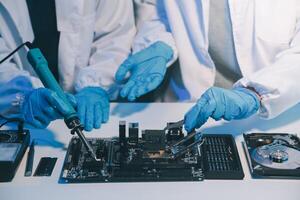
[21,88,76,129]
[74,87,109,131]
[184,87,260,132]
[115,41,173,101]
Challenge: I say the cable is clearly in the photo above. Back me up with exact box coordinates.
[0,42,33,130]
[0,42,33,64]
[0,114,21,127]
[0,120,10,129]
[0,114,24,132]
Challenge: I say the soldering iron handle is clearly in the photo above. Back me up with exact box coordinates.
[27,48,77,121]
[27,48,99,160]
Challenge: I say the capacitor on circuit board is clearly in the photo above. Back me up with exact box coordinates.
[129,122,139,144]
[119,121,126,147]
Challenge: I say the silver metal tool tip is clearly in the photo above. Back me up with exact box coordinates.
[94,157,101,162]
[74,128,101,162]
[90,151,101,162]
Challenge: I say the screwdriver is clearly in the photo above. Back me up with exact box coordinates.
[27,47,100,161]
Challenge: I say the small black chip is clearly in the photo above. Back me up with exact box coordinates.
[142,130,166,151]
[34,157,57,176]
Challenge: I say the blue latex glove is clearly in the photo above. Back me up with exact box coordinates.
[74,87,109,131]
[115,41,173,101]
[22,88,76,129]
[184,87,260,132]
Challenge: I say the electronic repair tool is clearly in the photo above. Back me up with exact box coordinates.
[243,133,300,179]
[0,121,30,182]
[26,47,99,162]
[60,121,244,183]
[24,140,35,177]
[0,42,98,161]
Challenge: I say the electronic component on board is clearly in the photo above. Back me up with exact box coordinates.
[201,134,244,179]
[142,130,166,151]
[119,121,126,147]
[165,121,184,142]
[60,121,244,183]
[243,133,300,179]
[128,122,139,144]
[167,131,204,159]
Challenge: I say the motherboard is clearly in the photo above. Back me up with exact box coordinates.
[60,121,244,183]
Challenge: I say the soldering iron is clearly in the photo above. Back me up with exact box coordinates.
[0,42,100,161]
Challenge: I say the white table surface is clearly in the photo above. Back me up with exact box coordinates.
[1,103,300,200]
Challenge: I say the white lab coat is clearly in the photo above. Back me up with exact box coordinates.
[0,0,136,94]
[134,0,300,119]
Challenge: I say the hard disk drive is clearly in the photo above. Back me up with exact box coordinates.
[243,133,300,179]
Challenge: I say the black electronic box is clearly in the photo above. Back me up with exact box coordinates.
[0,129,30,182]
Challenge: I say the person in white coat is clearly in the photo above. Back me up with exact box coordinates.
[0,0,136,131]
[118,0,300,131]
